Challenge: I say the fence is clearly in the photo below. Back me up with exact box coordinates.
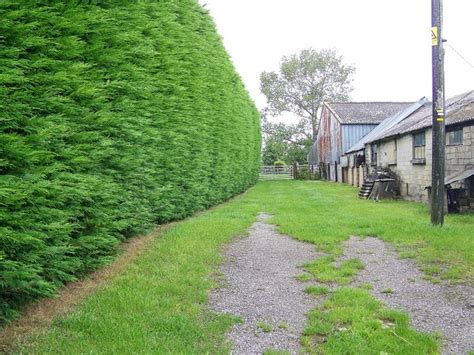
[259,165,293,180]
[259,164,319,180]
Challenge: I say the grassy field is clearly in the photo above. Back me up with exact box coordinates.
[10,180,473,353]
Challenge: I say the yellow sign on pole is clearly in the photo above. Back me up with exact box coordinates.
[431,26,438,46]
[436,108,444,122]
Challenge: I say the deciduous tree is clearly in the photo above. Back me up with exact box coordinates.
[261,111,312,165]
[260,48,355,140]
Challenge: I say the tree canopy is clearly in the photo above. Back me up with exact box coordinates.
[261,111,311,165]
[260,48,355,140]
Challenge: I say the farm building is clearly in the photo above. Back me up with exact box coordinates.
[310,101,413,181]
[342,98,429,188]
[362,91,474,212]
[309,91,474,212]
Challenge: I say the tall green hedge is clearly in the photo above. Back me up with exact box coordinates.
[0,0,260,323]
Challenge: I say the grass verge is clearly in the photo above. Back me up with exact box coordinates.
[10,190,263,354]
[7,180,472,353]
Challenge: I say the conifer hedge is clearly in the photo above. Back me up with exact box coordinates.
[0,0,260,323]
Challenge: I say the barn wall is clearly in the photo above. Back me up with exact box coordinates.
[342,124,378,153]
[317,106,342,164]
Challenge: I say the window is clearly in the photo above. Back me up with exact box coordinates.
[412,131,425,164]
[386,139,397,165]
[446,128,463,145]
[370,143,378,166]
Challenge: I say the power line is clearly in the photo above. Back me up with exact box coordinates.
[445,43,474,70]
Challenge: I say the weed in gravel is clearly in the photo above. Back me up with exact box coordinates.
[422,275,442,284]
[381,288,394,294]
[302,288,439,354]
[257,321,273,333]
[263,349,290,355]
[304,257,364,284]
[440,266,462,281]
[399,251,417,259]
[296,273,313,282]
[360,283,373,290]
[423,265,442,276]
[278,322,289,330]
[304,286,330,296]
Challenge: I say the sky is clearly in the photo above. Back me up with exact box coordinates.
[198,0,474,114]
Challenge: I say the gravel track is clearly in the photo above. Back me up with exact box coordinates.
[209,218,473,354]
[342,236,474,355]
[209,213,321,354]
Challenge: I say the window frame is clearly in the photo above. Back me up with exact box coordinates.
[370,143,378,166]
[412,131,426,165]
[387,139,397,166]
[446,127,463,146]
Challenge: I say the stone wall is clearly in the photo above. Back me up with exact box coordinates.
[445,125,474,177]
[374,123,473,202]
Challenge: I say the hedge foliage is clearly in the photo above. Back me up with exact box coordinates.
[0,0,260,323]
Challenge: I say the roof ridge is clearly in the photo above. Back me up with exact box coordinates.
[328,101,414,104]
[367,91,474,141]
[344,98,429,153]
[323,102,343,123]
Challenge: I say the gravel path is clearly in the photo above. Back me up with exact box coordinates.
[209,213,320,354]
[342,236,474,355]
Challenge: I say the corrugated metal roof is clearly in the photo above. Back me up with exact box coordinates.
[375,91,474,141]
[346,97,430,153]
[325,102,413,125]
[445,168,474,185]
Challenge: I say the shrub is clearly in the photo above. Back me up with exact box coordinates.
[295,169,321,180]
[273,160,286,166]
[0,0,260,323]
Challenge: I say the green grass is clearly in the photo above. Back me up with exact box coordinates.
[301,288,439,354]
[14,180,473,353]
[296,273,313,282]
[17,191,263,354]
[304,257,365,284]
[263,349,290,355]
[304,285,330,296]
[259,181,473,283]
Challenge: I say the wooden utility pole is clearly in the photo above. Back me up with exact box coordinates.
[431,0,445,225]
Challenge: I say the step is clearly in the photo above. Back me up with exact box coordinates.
[358,179,375,199]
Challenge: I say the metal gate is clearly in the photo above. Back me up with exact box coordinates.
[259,165,293,180]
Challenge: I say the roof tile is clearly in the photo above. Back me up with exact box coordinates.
[326,102,413,124]
[374,91,474,141]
